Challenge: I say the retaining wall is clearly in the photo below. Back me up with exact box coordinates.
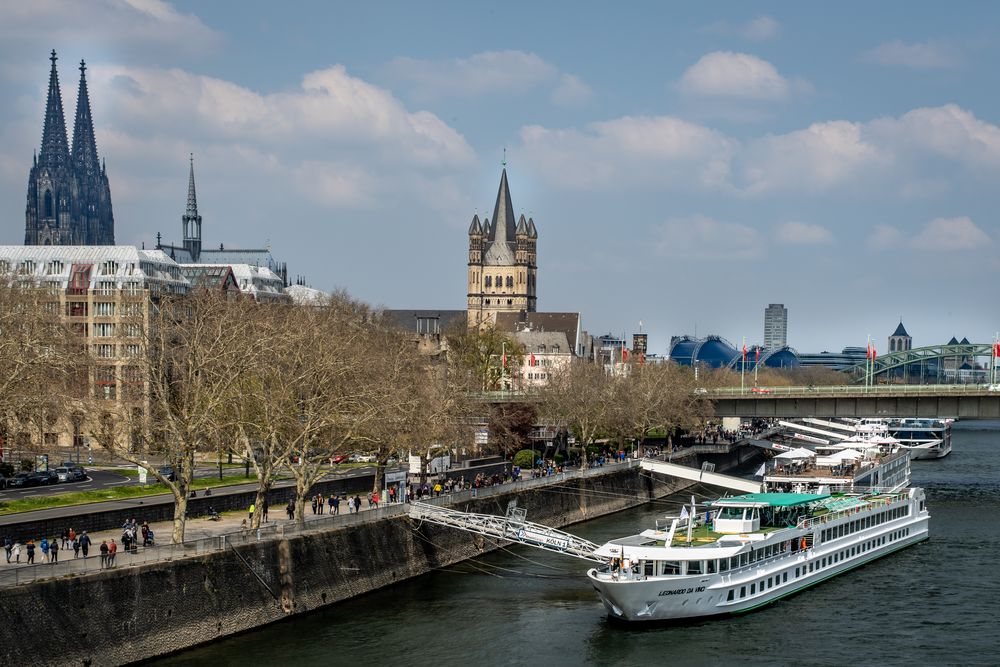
[0,452,754,666]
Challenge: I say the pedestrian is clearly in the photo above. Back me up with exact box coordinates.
[262,499,269,523]
[50,538,59,563]
[367,491,373,508]
[72,536,80,558]
[12,541,21,564]
[68,527,76,546]
[99,540,108,569]
[108,539,117,567]
[332,496,340,515]
[433,482,442,497]
[248,502,255,523]
[40,537,50,563]
[141,522,150,547]
[372,491,379,509]
[26,540,36,564]
[286,500,294,521]
[317,493,324,515]
[79,531,91,558]
[3,536,11,563]
[311,495,318,515]
[354,495,361,513]
[61,528,69,549]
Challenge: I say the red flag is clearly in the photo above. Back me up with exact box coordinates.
[502,352,507,367]
[871,344,877,358]
[755,347,760,362]
[622,346,629,362]
[530,353,536,367]
[867,343,873,360]
[742,343,747,359]
[994,342,1000,358]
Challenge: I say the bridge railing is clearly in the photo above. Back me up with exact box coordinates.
[705,384,996,397]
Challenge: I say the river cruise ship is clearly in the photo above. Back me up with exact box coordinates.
[588,488,929,622]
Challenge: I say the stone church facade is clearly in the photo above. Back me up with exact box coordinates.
[467,169,537,327]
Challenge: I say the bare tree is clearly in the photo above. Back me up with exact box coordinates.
[539,361,613,468]
[447,325,524,391]
[90,290,265,543]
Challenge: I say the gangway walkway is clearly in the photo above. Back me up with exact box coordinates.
[640,458,763,494]
[409,501,603,562]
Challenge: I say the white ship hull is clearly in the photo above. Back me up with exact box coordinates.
[588,495,929,622]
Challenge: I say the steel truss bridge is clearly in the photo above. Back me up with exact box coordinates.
[847,342,996,384]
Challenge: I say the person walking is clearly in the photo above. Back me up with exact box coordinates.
[61,528,69,549]
[12,541,21,564]
[50,538,59,563]
[40,537,49,563]
[331,496,340,515]
[68,527,76,547]
[72,536,80,558]
[248,502,256,524]
[79,531,91,558]
[26,540,35,564]
[354,495,362,514]
[99,540,109,569]
[317,493,324,515]
[108,539,118,567]
[372,491,379,509]
[261,499,269,523]
[4,536,11,564]
[311,495,318,515]
[286,500,294,521]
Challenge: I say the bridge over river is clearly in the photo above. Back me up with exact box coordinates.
[481,385,1000,419]
[707,384,1000,418]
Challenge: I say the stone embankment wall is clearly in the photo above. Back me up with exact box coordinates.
[0,454,752,666]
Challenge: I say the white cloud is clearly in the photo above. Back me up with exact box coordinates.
[292,161,376,208]
[0,0,219,55]
[550,73,594,106]
[863,40,960,69]
[387,50,593,106]
[739,121,886,194]
[775,221,833,245]
[654,215,763,261]
[679,52,790,100]
[870,104,1000,170]
[519,115,735,190]
[912,216,991,250]
[88,64,474,167]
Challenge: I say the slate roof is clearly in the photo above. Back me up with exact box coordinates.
[891,321,910,337]
[494,311,581,355]
[514,330,571,354]
[384,309,467,334]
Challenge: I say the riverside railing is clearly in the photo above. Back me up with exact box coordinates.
[0,459,640,588]
[707,383,996,397]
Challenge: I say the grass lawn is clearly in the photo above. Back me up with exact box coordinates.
[0,475,257,515]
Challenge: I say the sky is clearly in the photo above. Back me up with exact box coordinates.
[1,1,999,355]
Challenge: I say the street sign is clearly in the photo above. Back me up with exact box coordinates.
[138,464,148,485]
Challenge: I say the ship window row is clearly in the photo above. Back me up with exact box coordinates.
[730,571,791,601]
[821,505,908,543]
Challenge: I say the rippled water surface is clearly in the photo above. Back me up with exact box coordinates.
[158,421,1000,667]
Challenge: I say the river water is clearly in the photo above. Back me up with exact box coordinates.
[159,422,1000,667]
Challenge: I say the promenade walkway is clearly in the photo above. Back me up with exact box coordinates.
[0,459,640,587]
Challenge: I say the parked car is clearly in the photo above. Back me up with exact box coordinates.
[9,472,35,488]
[55,467,73,482]
[71,466,86,481]
[158,465,176,481]
[0,473,7,489]
[28,471,55,485]
[330,454,349,464]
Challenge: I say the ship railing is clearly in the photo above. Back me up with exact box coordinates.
[796,493,908,529]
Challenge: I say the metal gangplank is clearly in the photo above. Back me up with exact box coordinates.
[409,501,603,563]
[640,458,763,494]
[779,420,849,442]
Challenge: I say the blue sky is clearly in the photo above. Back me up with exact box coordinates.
[1,1,999,354]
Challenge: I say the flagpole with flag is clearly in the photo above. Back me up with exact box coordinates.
[754,345,760,387]
[865,335,872,391]
[993,332,999,385]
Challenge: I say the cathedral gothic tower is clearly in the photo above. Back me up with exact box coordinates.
[25,51,114,246]
[467,168,538,328]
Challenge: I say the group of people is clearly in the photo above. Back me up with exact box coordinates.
[120,518,153,552]
[3,528,95,565]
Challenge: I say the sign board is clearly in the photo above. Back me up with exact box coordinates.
[35,454,49,472]
[385,470,407,484]
[138,464,148,485]
[408,453,422,474]
[474,429,489,445]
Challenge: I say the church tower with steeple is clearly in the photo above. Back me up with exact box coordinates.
[467,168,538,328]
[25,50,114,246]
[182,154,202,261]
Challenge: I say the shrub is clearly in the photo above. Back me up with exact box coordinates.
[512,449,536,468]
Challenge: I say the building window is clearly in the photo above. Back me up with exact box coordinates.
[495,275,502,287]
[485,276,492,288]
[506,276,513,288]
[44,190,53,218]
[94,323,116,338]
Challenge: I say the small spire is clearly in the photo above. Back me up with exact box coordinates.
[502,146,507,168]
[185,154,199,218]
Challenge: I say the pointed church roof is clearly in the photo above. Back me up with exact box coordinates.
[468,214,481,235]
[39,50,70,170]
[891,321,909,337]
[516,214,528,235]
[527,217,537,239]
[71,60,100,177]
[487,169,517,245]
[960,337,970,345]
[184,154,200,220]
[482,217,491,238]
[948,336,959,345]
